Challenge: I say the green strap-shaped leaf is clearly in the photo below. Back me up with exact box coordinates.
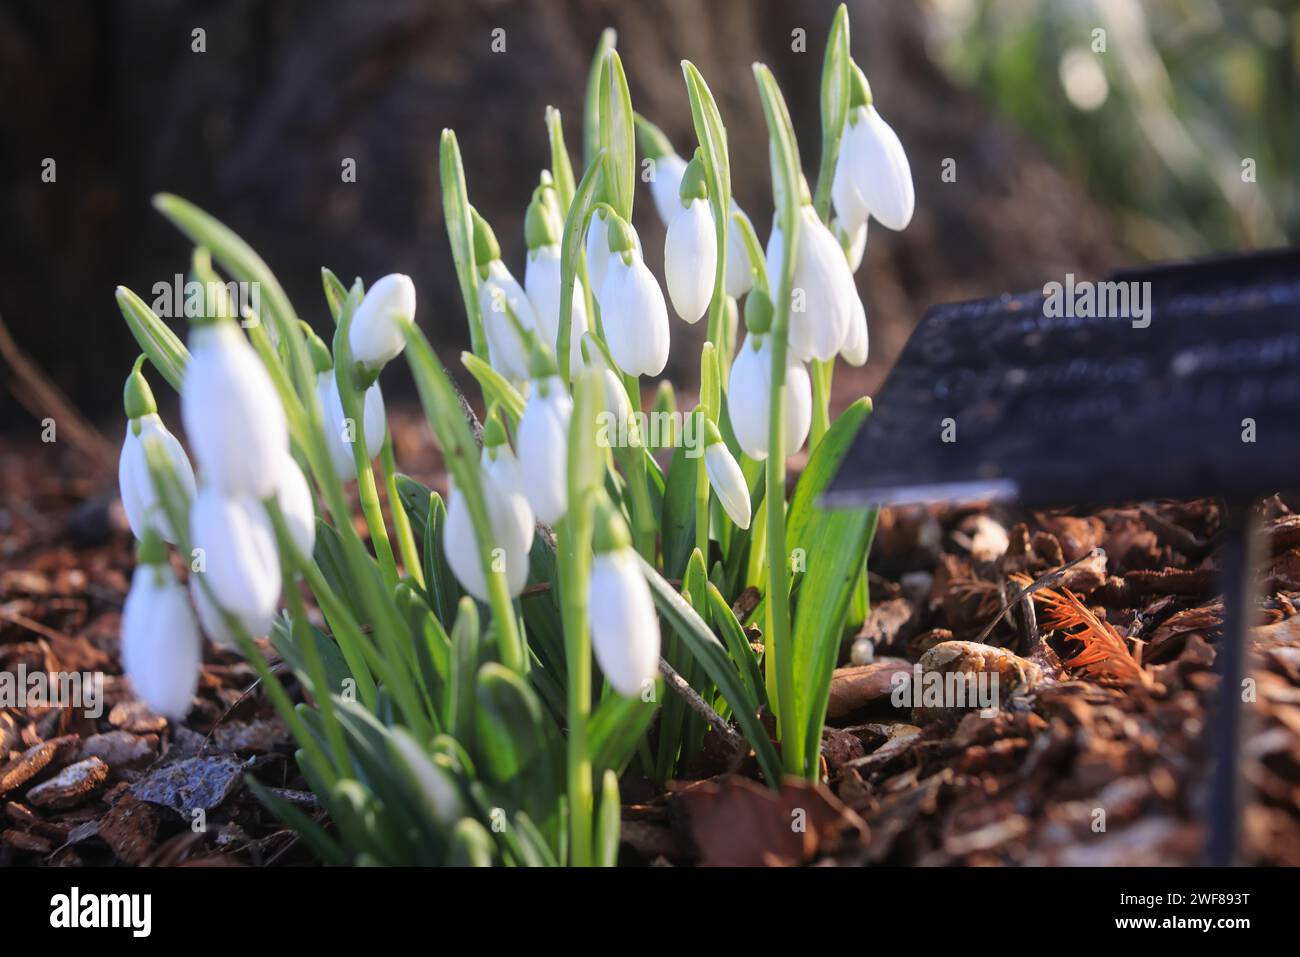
[557,151,607,383]
[546,105,577,213]
[583,28,617,170]
[599,49,635,221]
[440,129,487,359]
[813,3,851,221]
[461,350,526,424]
[636,553,783,787]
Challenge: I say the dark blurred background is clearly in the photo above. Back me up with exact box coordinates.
[1,0,1295,431]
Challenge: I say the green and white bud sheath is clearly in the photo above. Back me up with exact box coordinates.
[588,496,661,698]
[664,150,717,324]
[585,204,643,294]
[348,273,416,375]
[832,64,914,233]
[701,417,751,530]
[765,177,858,363]
[597,211,670,377]
[517,341,572,524]
[523,185,589,378]
[474,207,540,383]
[121,530,201,720]
[181,310,288,500]
[306,322,385,481]
[118,357,197,544]
[727,291,813,460]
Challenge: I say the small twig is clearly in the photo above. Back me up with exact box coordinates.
[658,656,744,758]
[1140,505,1211,560]
[977,548,1104,646]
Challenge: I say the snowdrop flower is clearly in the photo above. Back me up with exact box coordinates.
[727,293,813,460]
[348,273,416,374]
[517,349,572,525]
[443,448,535,603]
[597,212,670,377]
[121,534,201,720]
[766,201,857,363]
[664,152,717,324]
[832,65,914,232]
[701,417,751,529]
[523,188,588,376]
[649,153,689,226]
[190,486,281,640]
[118,358,197,543]
[473,208,539,383]
[724,201,757,298]
[274,450,316,558]
[833,216,868,274]
[315,369,385,480]
[481,409,531,517]
[589,497,660,698]
[181,320,287,500]
[585,206,643,294]
[840,292,869,367]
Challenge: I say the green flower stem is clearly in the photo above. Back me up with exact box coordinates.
[755,63,805,777]
[616,445,656,561]
[403,325,525,674]
[810,358,833,450]
[381,429,425,588]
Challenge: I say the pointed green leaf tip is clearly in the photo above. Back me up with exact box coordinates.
[299,320,333,373]
[744,287,773,335]
[123,354,157,421]
[525,186,561,251]
[677,149,709,205]
[591,492,632,554]
[470,206,501,268]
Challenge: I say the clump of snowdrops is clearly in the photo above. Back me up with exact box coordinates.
[114,6,912,865]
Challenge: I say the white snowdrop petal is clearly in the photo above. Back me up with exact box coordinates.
[189,487,281,633]
[443,472,534,603]
[349,273,416,370]
[704,443,752,530]
[665,198,717,324]
[726,336,813,461]
[525,244,588,376]
[832,119,870,233]
[724,201,756,298]
[840,292,869,367]
[854,106,915,231]
[600,254,670,377]
[589,550,660,697]
[275,451,316,558]
[122,565,201,720]
[182,323,287,499]
[190,575,237,649]
[518,378,572,525]
[363,381,386,460]
[649,153,688,227]
[479,260,537,382]
[783,357,813,458]
[118,414,196,544]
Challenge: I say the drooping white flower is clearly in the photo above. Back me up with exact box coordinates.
[588,502,660,698]
[479,259,539,383]
[190,575,236,649]
[598,214,669,377]
[348,273,416,372]
[119,414,197,544]
[121,556,201,720]
[701,420,751,530]
[765,204,857,363]
[443,451,534,602]
[189,486,280,639]
[315,370,385,480]
[274,450,316,558]
[833,78,914,232]
[525,245,589,376]
[665,198,717,323]
[586,207,643,296]
[181,321,287,499]
[840,292,869,367]
[648,152,688,226]
[517,374,572,525]
[724,201,757,299]
[833,216,868,274]
[727,332,813,461]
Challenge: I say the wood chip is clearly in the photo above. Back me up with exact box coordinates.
[26,757,109,809]
[97,796,160,865]
[0,735,78,795]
